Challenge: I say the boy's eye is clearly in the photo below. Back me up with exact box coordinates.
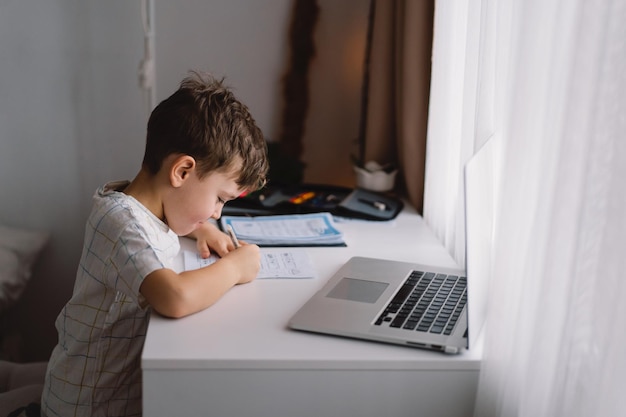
[217,197,226,205]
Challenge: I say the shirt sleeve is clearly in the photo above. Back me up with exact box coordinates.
[107,222,167,304]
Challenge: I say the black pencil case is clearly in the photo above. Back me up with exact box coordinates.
[223,184,403,221]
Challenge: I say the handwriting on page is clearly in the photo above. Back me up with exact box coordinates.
[182,250,316,279]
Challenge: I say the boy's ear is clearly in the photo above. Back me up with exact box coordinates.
[170,155,196,187]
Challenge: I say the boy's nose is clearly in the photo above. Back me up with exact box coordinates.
[211,206,223,219]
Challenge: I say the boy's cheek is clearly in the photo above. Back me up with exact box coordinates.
[167,219,195,237]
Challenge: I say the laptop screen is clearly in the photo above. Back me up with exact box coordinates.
[464,137,497,348]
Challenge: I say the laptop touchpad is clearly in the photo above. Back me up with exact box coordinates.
[326,278,389,304]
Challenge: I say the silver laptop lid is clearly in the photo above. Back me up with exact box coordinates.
[464,137,496,349]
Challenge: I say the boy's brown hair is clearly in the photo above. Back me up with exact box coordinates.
[143,71,268,191]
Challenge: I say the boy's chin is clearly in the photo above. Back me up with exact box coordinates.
[168,224,194,237]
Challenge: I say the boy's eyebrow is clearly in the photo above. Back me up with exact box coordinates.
[226,192,242,201]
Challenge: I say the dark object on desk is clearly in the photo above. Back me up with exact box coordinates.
[336,188,402,221]
[224,184,403,221]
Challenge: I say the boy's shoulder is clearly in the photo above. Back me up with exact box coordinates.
[83,182,179,266]
[93,180,133,215]
[89,181,162,238]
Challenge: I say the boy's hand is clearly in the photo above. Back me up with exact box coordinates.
[188,222,236,258]
[222,243,261,284]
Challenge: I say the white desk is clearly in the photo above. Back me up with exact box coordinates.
[142,206,482,417]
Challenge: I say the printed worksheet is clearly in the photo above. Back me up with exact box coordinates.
[219,213,345,246]
[182,250,316,279]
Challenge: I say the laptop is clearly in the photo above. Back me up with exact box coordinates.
[288,139,495,354]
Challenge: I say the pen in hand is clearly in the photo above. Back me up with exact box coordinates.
[226,224,240,249]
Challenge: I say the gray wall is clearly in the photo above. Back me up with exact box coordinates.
[0,0,368,361]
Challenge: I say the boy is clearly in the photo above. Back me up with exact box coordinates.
[41,71,269,417]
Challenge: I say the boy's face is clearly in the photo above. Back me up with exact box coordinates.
[164,161,244,236]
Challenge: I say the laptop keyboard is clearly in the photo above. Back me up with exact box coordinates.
[374,270,467,335]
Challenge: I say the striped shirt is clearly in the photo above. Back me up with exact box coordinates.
[42,181,180,417]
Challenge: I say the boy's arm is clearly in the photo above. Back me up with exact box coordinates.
[140,244,260,318]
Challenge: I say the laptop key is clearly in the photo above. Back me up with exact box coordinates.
[430,325,444,334]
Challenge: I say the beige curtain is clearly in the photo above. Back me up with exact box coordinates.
[361,0,434,213]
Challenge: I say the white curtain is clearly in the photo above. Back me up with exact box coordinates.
[423,0,490,267]
[425,0,626,416]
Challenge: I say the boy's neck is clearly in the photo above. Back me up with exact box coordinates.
[124,169,165,221]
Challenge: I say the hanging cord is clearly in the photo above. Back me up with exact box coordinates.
[138,0,156,113]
